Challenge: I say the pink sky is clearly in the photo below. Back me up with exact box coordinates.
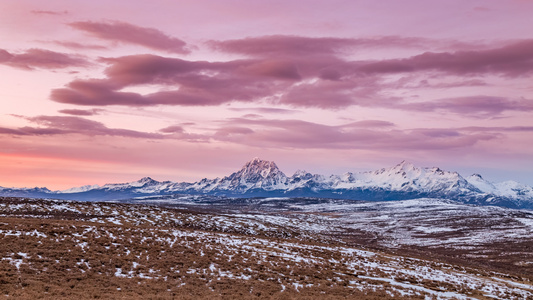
[1,0,533,189]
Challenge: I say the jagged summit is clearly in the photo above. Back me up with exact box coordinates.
[394,160,417,171]
[470,174,484,180]
[225,158,287,188]
[240,158,282,177]
[137,177,158,185]
[248,157,265,164]
[374,161,417,174]
[292,169,312,177]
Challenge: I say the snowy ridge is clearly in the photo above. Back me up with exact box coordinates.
[290,161,478,194]
[466,174,533,201]
[59,184,101,194]
[1,158,533,209]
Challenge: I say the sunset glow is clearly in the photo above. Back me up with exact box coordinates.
[1,0,533,189]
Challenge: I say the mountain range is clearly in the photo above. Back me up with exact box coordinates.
[2,158,533,209]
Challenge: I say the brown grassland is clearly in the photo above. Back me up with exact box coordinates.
[0,197,532,299]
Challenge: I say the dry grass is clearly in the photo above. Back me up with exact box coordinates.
[0,197,531,299]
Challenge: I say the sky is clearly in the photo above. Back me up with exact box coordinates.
[1,0,533,189]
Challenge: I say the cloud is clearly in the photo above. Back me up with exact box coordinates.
[99,54,204,85]
[50,41,108,50]
[58,109,103,116]
[208,35,431,57]
[1,116,163,139]
[344,120,396,128]
[51,54,298,106]
[212,117,497,150]
[459,126,533,132]
[52,52,383,109]
[69,20,190,54]
[412,79,487,89]
[229,107,299,114]
[30,116,165,138]
[159,125,184,133]
[48,38,533,115]
[51,79,161,106]
[0,127,29,135]
[51,81,261,107]
[1,115,210,143]
[0,48,90,70]
[357,39,533,76]
[157,125,208,141]
[99,54,303,85]
[401,96,533,117]
[214,126,255,138]
[239,59,301,80]
[31,10,68,15]
[1,113,520,153]
[278,78,387,108]
[0,49,12,61]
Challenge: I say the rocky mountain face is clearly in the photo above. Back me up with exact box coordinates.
[186,158,289,193]
[1,158,532,209]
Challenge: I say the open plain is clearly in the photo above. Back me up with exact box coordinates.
[1,196,532,299]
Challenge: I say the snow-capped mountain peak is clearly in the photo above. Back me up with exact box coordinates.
[372,161,419,182]
[292,169,311,178]
[466,174,533,200]
[365,161,473,193]
[393,160,417,172]
[466,174,496,193]
[136,177,159,186]
[185,158,289,192]
[2,158,533,209]
[238,158,284,180]
[470,173,484,180]
[226,158,287,188]
[60,184,101,194]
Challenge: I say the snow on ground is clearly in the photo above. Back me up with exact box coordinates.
[1,197,532,299]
